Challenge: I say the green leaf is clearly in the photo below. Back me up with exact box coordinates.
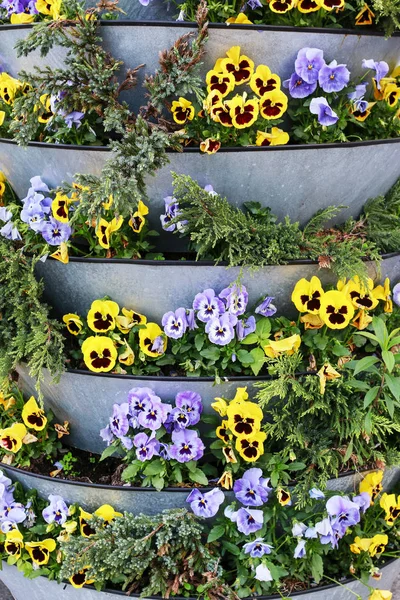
[270,471,279,488]
[372,316,387,347]
[99,445,118,461]
[331,343,351,357]
[384,373,400,401]
[173,466,183,484]
[207,525,225,543]
[143,459,164,476]
[250,347,266,376]
[255,318,271,341]
[188,468,209,486]
[241,333,259,345]
[382,350,395,373]
[363,386,380,409]
[200,347,221,361]
[343,440,353,463]
[222,541,240,556]
[286,462,307,471]
[151,475,165,491]
[311,554,324,584]
[353,356,379,376]
[384,394,395,419]
[364,410,373,436]
[195,334,205,352]
[121,463,141,482]
[237,349,255,365]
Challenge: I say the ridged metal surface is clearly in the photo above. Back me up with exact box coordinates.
[1,138,400,235]
[1,559,399,600]
[35,254,400,323]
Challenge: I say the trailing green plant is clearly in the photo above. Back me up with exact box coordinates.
[363,177,400,253]
[372,0,400,35]
[59,508,233,598]
[0,241,65,392]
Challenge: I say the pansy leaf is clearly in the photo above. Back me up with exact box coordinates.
[173,466,183,484]
[382,350,395,373]
[207,525,225,543]
[250,347,266,376]
[353,356,379,376]
[311,553,324,584]
[188,468,209,486]
[237,349,254,366]
[363,386,380,409]
[100,445,118,461]
[384,373,400,402]
[241,333,259,346]
[255,318,271,341]
[151,475,165,491]
[195,334,205,352]
[331,343,351,357]
[200,347,221,361]
[372,316,388,347]
[222,541,241,556]
[143,458,165,476]
[286,462,307,471]
[364,410,373,436]
[384,393,395,419]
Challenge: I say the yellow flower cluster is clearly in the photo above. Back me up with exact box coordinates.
[0,73,28,125]
[63,299,166,373]
[0,397,47,454]
[292,275,392,331]
[212,387,266,464]
[9,0,63,23]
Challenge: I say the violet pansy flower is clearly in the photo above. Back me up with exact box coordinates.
[318,60,350,93]
[292,522,307,537]
[40,217,72,246]
[42,494,69,525]
[162,308,188,340]
[362,59,389,89]
[64,111,85,129]
[137,399,170,431]
[393,283,400,307]
[295,48,325,84]
[219,285,248,317]
[294,539,307,559]
[236,316,256,341]
[133,432,159,462]
[100,425,114,445]
[233,468,271,507]
[169,429,205,463]
[353,492,371,514]
[186,488,225,518]
[109,402,130,438]
[234,507,264,534]
[186,309,198,331]
[326,495,360,530]
[255,296,277,317]
[175,391,203,426]
[243,538,273,558]
[205,312,237,346]
[310,97,339,126]
[283,73,317,99]
[127,387,156,418]
[193,288,225,323]
[309,488,325,500]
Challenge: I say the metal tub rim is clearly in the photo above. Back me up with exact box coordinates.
[1,19,400,38]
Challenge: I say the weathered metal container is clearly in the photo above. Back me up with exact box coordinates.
[1,137,400,234]
[1,558,399,600]
[35,253,400,323]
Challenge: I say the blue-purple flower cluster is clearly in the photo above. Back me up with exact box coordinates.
[20,176,71,246]
[0,470,33,532]
[162,284,276,347]
[42,494,69,525]
[1,0,38,17]
[100,387,205,464]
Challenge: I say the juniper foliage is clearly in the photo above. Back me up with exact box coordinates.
[0,242,64,394]
[363,178,400,253]
[372,0,400,35]
[60,509,233,599]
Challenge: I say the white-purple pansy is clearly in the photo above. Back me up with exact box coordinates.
[233,468,272,507]
[292,522,307,537]
[318,60,350,93]
[42,494,69,525]
[186,488,225,518]
[236,316,256,341]
[205,312,237,346]
[162,307,188,339]
[309,488,325,500]
[353,492,371,514]
[310,97,339,127]
[255,564,273,582]
[137,398,170,431]
[283,73,317,99]
[255,296,277,317]
[294,47,325,84]
[243,538,273,558]
[40,217,72,246]
[175,391,203,426]
[294,539,307,559]
[219,284,248,317]
[133,432,160,462]
[393,283,400,307]
[233,507,264,534]
[362,59,389,89]
[193,288,225,323]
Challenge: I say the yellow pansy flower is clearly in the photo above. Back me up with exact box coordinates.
[355,3,375,25]
[22,396,47,431]
[0,73,21,105]
[36,0,62,18]
[350,534,388,556]
[268,0,296,13]
[384,83,400,108]
[87,299,120,334]
[374,278,393,313]
[116,308,147,334]
[255,127,289,147]
[211,398,228,417]
[319,0,344,9]
[0,423,27,453]
[297,0,321,12]
[291,276,324,314]
[50,242,69,264]
[171,97,195,125]
[380,493,400,526]
[264,334,301,358]
[70,567,95,589]
[102,194,113,210]
[205,70,235,98]
[368,591,392,600]
[319,290,354,330]
[51,192,70,223]
[118,341,135,366]
[235,430,266,462]
[63,313,83,335]
[79,508,95,537]
[226,400,263,438]
[360,471,383,504]
[220,46,254,85]
[81,336,117,373]
[216,421,231,444]
[229,93,259,129]
[0,112,5,127]
[226,12,252,23]
[200,138,221,154]
[25,539,56,565]
[351,309,373,331]
[250,65,281,98]
[300,313,324,330]
[338,276,379,311]
[259,89,288,120]
[218,470,233,490]
[37,94,53,123]
[129,200,149,234]
[94,504,122,523]
[222,445,237,463]
[277,488,291,506]
[139,323,167,358]
[232,387,249,405]
[10,12,36,22]
[317,363,341,395]
[4,530,24,559]
[96,216,123,250]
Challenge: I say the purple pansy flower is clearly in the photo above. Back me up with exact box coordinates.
[393,283,400,307]
[362,59,389,89]
[193,289,225,323]
[348,85,369,114]
[160,196,180,232]
[318,60,350,93]
[292,522,307,537]
[234,507,264,534]
[100,425,114,444]
[162,308,188,339]
[0,220,22,241]
[295,48,325,84]
[233,468,272,507]
[133,432,160,462]
[283,73,317,99]
[169,429,205,463]
[0,472,12,490]
[159,442,170,460]
[137,399,170,431]
[27,176,50,195]
[305,526,318,539]
[243,538,273,558]
[326,495,360,530]
[186,309,198,331]
[236,316,256,341]
[310,97,339,126]
[294,539,307,559]
[219,285,248,317]
[175,391,203,426]
[186,488,225,518]
[64,111,85,129]
[128,387,156,418]
[255,296,277,317]
[0,494,26,525]
[42,495,69,525]
[168,407,190,430]
[353,492,371,514]
[109,402,130,438]
[204,184,218,196]
[205,312,237,346]
[309,488,325,500]
[40,217,72,245]
[247,0,262,7]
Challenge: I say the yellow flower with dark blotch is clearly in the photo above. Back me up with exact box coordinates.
[102,195,113,210]
[200,138,221,154]
[259,89,288,120]
[25,539,56,565]
[368,591,393,600]
[37,94,54,123]
[250,65,281,98]
[352,102,374,122]
[269,0,296,13]
[87,299,120,333]
[355,3,375,25]
[5,530,24,559]
[317,363,341,395]
[218,470,233,490]
[221,46,254,85]
[204,90,224,119]
[171,97,195,125]
[116,308,147,334]
[350,536,372,554]
[0,423,27,453]
[384,83,400,108]
[360,471,383,504]
[300,313,324,330]
[0,112,5,128]
[51,192,70,223]
[226,12,252,23]
[297,0,321,12]
[226,400,263,438]
[222,445,237,463]
[277,488,291,506]
[229,94,259,129]
[81,336,117,373]
[63,313,83,335]
[212,99,234,128]
[0,393,16,412]
[70,566,95,589]
[139,323,167,358]
[292,277,324,314]
[118,340,135,366]
[22,396,47,431]
[232,387,249,405]
[319,0,344,10]
[96,216,123,250]
[50,242,69,264]
[374,278,393,313]
[0,73,21,105]
[94,504,122,524]
[79,508,96,537]
[264,334,301,358]
[368,534,388,557]
[255,128,289,147]
[36,0,62,18]
[380,493,400,526]
[319,290,354,330]
[129,200,149,234]
[352,309,373,331]
[10,12,36,22]
[212,398,228,417]
[338,276,379,311]
[236,430,266,462]
[216,421,231,444]
[206,70,235,98]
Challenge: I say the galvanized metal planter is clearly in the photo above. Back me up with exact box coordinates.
[1,137,400,235]
[86,0,180,20]
[1,559,399,600]
[2,461,400,515]
[35,253,400,323]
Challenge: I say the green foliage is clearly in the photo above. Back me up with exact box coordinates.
[363,177,400,252]
[0,242,64,393]
[372,0,400,35]
[59,509,231,598]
